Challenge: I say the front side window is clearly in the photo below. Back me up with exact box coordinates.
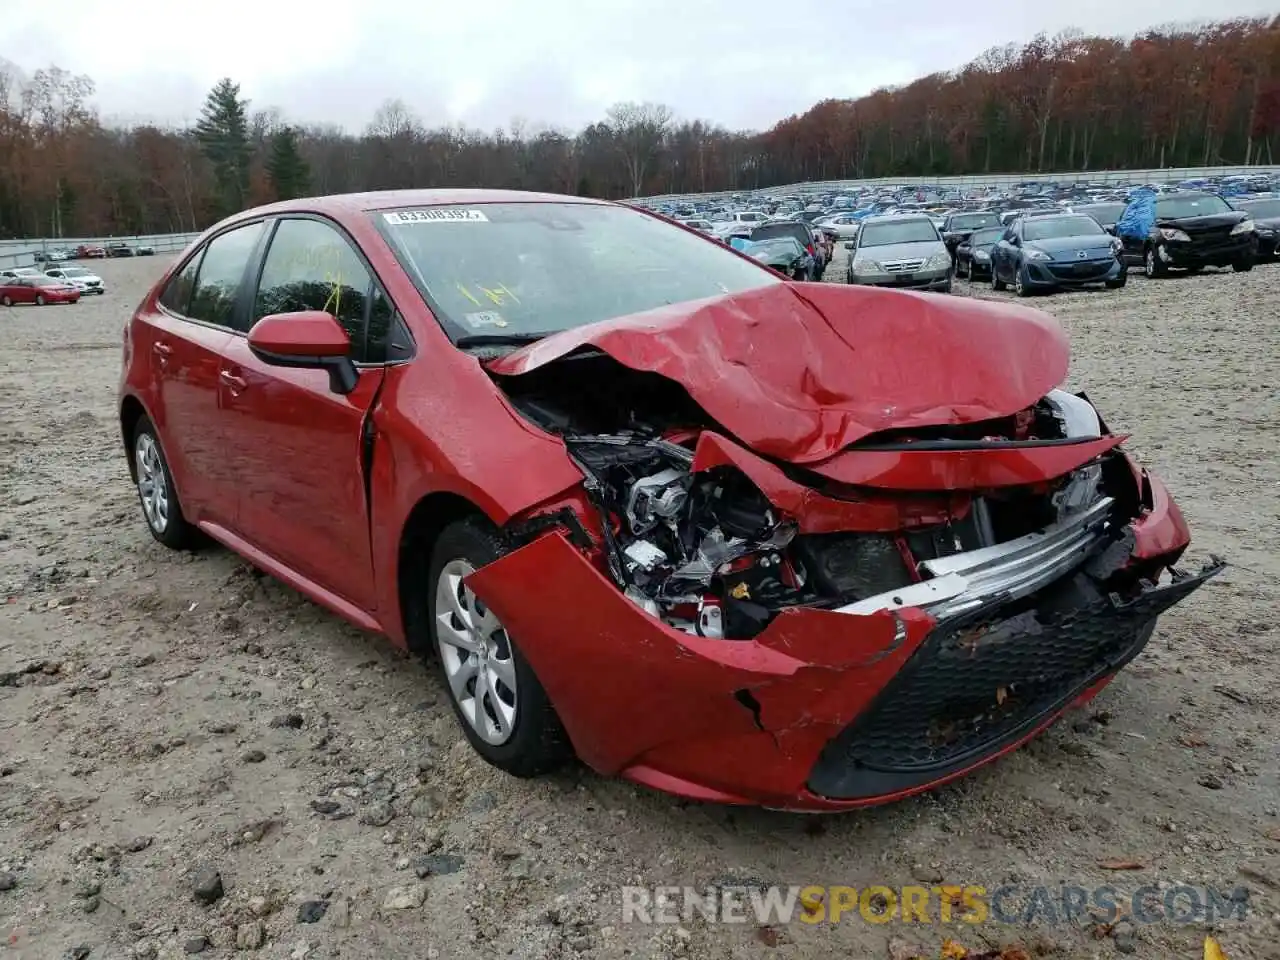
[253,218,378,358]
[186,222,266,327]
[377,202,778,341]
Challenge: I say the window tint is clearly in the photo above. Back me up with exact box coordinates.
[254,218,377,360]
[187,222,266,327]
[159,252,203,315]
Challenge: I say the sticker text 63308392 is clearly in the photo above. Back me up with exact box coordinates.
[383,209,489,224]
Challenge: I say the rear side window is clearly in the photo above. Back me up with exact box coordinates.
[186,222,266,328]
[159,252,203,314]
[252,218,386,362]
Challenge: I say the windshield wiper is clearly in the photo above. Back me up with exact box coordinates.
[454,332,550,349]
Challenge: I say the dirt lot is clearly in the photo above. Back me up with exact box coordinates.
[1,252,1278,960]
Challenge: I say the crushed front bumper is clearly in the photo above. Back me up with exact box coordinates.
[466,476,1220,811]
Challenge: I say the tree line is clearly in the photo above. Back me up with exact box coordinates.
[0,15,1276,239]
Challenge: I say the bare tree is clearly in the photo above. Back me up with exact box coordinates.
[606,102,672,197]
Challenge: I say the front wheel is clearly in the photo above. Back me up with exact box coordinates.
[427,518,572,778]
[1144,245,1166,278]
[1105,271,1128,289]
[132,416,196,549]
[1,295,11,307]
[1232,258,1254,273]
[35,294,45,306]
[1013,270,1031,297]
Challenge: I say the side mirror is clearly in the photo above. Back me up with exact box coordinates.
[247,310,358,395]
[843,241,855,250]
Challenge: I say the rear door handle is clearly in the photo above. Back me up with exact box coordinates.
[152,341,172,357]
[219,369,248,394]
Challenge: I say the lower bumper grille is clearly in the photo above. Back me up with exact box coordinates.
[807,560,1222,800]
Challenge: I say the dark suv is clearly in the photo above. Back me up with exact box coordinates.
[748,222,821,279]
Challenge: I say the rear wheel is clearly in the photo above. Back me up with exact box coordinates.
[427,518,572,777]
[991,261,1006,291]
[1,295,11,307]
[132,416,196,549]
[35,294,45,306]
[1232,257,1254,273]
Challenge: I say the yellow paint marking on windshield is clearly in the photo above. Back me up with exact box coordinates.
[498,283,520,304]
[457,283,482,306]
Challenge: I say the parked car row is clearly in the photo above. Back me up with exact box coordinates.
[1,263,107,304]
[27,241,157,264]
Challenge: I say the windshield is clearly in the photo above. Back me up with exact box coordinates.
[378,202,779,340]
[59,267,89,277]
[858,220,939,246]
[949,213,999,230]
[1078,204,1126,223]
[1024,216,1106,241]
[969,227,1004,245]
[33,276,62,286]
[1236,199,1280,218]
[1156,194,1231,218]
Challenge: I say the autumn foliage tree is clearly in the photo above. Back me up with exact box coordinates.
[0,16,1276,239]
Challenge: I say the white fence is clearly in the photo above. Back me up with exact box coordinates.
[0,232,200,269]
[639,165,1280,203]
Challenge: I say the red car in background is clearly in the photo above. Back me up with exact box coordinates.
[76,244,107,259]
[1,274,81,305]
[117,189,1220,811]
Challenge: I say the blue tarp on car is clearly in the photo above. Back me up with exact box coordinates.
[1116,188,1157,240]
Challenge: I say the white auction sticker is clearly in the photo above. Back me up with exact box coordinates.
[383,209,488,224]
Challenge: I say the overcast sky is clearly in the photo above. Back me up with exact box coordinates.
[3,0,1276,133]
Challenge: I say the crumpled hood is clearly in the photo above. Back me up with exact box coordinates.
[486,282,1069,465]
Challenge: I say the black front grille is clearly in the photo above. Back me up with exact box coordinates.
[807,561,1221,800]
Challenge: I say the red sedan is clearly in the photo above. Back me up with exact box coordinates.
[1,275,81,305]
[118,190,1221,811]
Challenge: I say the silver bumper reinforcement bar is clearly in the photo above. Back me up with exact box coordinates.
[835,497,1116,621]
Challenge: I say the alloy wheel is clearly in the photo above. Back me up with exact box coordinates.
[134,432,169,534]
[1145,248,1157,277]
[434,559,518,746]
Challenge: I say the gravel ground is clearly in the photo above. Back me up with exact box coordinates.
[1,251,1278,960]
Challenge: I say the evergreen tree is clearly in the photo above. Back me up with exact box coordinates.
[195,78,251,215]
[266,126,311,201]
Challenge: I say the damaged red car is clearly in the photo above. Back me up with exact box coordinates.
[119,190,1222,811]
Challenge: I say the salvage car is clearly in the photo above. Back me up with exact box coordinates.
[45,265,106,295]
[119,189,1220,811]
[939,211,1001,257]
[1229,197,1279,259]
[1118,191,1256,277]
[844,214,952,291]
[990,214,1126,296]
[740,236,813,280]
[748,222,822,279]
[1,274,81,305]
[953,225,1003,280]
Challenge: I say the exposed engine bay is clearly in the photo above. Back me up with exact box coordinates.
[495,353,1127,641]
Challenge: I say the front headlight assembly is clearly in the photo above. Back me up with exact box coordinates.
[1024,249,1052,262]
[1230,219,1255,236]
[1159,227,1191,242]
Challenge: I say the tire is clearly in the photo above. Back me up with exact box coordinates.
[1014,270,1031,297]
[131,415,196,549]
[1144,245,1166,278]
[1105,271,1128,289]
[956,257,967,279]
[991,261,1006,291]
[1,295,10,307]
[1232,258,1254,273]
[427,518,572,778]
[35,295,45,306]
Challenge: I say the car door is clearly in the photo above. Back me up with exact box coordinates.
[994,227,1017,281]
[144,221,268,525]
[215,215,391,614]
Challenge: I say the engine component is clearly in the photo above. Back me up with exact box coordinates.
[623,539,668,573]
[626,468,689,534]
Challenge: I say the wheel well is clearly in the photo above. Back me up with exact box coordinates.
[398,492,487,655]
[119,396,147,480]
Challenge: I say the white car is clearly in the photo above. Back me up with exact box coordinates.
[44,265,105,295]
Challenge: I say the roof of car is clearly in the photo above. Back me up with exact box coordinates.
[861,213,936,224]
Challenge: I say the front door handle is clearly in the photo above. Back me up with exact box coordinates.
[152,341,172,357]
[219,369,248,394]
